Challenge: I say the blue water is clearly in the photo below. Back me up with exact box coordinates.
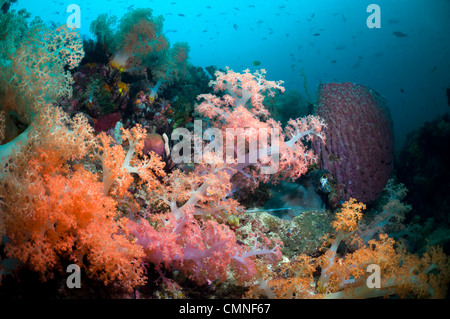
[14,0,450,151]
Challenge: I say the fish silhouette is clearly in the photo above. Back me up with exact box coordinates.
[393,31,408,38]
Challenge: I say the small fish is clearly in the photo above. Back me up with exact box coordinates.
[313,33,320,36]
[248,5,255,8]
[341,13,347,23]
[233,24,239,30]
[388,19,400,24]
[331,60,337,63]
[178,13,185,17]
[127,5,134,11]
[393,31,408,38]
[352,61,361,69]
[320,174,328,189]
[253,60,261,66]
[400,88,405,93]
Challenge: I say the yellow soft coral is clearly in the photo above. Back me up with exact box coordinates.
[247,198,450,299]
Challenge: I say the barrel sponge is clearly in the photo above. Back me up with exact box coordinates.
[314,82,394,203]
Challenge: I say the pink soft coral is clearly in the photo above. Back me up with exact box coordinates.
[128,207,280,286]
[197,68,326,187]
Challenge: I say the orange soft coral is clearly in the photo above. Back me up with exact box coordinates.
[3,164,145,289]
[321,234,450,299]
[0,107,147,290]
[332,197,366,234]
[92,124,166,197]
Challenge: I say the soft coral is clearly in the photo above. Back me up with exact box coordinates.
[197,68,326,187]
[0,107,146,290]
[0,11,84,162]
[127,207,280,286]
[4,164,145,289]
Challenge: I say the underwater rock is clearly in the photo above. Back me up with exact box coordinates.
[314,82,394,203]
[238,210,333,259]
[262,180,325,219]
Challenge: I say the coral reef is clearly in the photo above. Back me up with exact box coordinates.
[245,198,450,299]
[0,7,448,300]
